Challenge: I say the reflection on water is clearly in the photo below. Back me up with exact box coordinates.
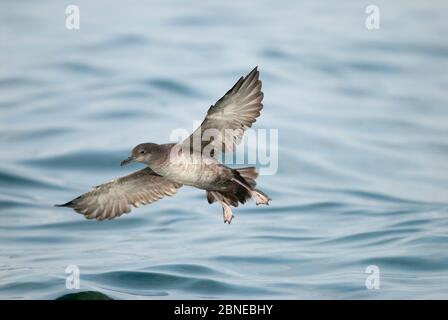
[1,0,448,299]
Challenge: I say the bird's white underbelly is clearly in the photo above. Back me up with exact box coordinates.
[151,152,227,188]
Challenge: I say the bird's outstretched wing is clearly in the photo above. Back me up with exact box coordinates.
[181,67,263,156]
[56,168,182,220]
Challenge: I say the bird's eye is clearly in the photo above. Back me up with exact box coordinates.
[139,150,145,154]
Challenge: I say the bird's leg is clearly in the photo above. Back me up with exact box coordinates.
[221,202,234,224]
[231,178,271,206]
[211,191,234,224]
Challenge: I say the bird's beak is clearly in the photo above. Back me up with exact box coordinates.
[120,156,134,166]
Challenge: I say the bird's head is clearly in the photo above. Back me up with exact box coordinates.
[120,143,159,166]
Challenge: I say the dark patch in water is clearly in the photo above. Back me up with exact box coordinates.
[22,150,126,171]
[144,79,200,97]
[56,291,113,300]
[53,62,113,77]
[84,271,274,296]
[0,170,57,190]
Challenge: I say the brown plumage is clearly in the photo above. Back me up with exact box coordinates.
[183,67,264,156]
[56,168,181,220]
[56,67,270,224]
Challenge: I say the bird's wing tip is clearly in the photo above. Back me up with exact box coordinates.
[246,66,260,80]
[54,201,71,207]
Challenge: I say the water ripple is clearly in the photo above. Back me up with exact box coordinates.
[84,270,274,297]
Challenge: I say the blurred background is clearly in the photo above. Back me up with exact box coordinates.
[0,0,447,299]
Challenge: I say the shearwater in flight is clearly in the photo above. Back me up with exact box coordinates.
[56,67,270,223]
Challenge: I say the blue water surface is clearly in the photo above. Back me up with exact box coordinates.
[1,0,448,299]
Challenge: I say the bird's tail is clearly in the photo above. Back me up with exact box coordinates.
[206,167,271,207]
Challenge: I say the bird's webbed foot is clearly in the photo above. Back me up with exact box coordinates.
[210,191,234,224]
[222,202,234,224]
[251,189,271,206]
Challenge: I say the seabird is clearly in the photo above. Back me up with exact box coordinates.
[56,67,270,223]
